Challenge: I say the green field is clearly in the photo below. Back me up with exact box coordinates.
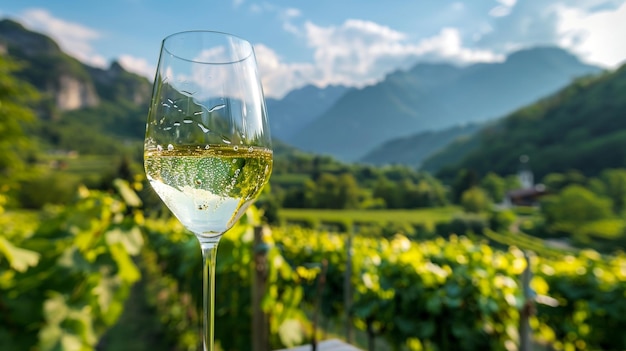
[280,206,462,229]
[41,153,120,175]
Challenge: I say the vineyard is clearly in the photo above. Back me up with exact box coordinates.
[2,183,626,351]
[4,19,626,351]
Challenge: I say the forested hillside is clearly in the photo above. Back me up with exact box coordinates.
[266,84,349,141]
[424,63,626,179]
[359,122,483,167]
[0,19,151,154]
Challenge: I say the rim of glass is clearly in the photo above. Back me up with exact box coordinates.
[161,30,254,65]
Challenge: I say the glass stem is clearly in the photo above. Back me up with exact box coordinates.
[201,242,219,351]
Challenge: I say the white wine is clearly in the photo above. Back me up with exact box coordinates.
[145,145,272,237]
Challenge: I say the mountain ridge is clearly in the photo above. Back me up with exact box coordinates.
[266,84,349,141]
[0,19,150,113]
[422,64,626,179]
[0,18,152,154]
[288,46,602,161]
[359,122,484,167]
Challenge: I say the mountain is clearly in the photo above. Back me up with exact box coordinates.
[359,122,484,167]
[0,19,151,153]
[289,47,602,161]
[266,84,349,141]
[0,19,151,113]
[0,19,100,111]
[422,63,626,179]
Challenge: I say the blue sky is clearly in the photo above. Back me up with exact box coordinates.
[1,0,626,98]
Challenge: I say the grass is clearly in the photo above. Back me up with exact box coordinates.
[39,153,121,178]
[281,206,462,230]
[483,229,577,259]
[579,218,625,240]
[45,154,119,175]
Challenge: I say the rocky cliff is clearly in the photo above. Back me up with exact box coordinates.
[0,19,149,113]
[55,74,100,110]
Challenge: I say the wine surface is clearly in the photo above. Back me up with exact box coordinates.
[145,145,272,237]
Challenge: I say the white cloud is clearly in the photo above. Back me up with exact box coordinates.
[17,8,107,68]
[490,0,518,17]
[556,1,626,68]
[248,4,302,35]
[477,0,626,68]
[255,19,502,98]
[118,54,156,80]
[499,0,518,6]
[283,8,301,19]
[254,44,316,98]
[303,20,501,88]
[281,7,302,35]
[489,6,512,17]
[451,2,465,11]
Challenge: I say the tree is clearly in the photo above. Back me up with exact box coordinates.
[452,169,479,203]
[0,56,39,184]
[408,177,448,208]
[504,174,522,191]
[541,170,587,193]
[303,179,317,208]
[314,173,340,209]
[598,169,626,214]
[461,187,492,213]
[481,172,507,203]
[414,180,435,207]
[373,177,397,209]
[337,173,361,209]
[541,185,613,228]
[400,179,419,208]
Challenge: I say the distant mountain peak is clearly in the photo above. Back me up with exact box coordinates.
[266,84,349,141]
[109,60,125,72]
[0,18,151,111]
[505,46,582,64]
[288,45,602,162]
[0,18,61,56]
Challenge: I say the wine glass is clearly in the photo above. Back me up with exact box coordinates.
[144,30,272,351]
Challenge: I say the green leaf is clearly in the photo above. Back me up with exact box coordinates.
[92,268,120,318]
[66,305,97,346]
[445,283,461,297]
[39,294,68,351]
[61,334,82,351]
[105,227,143,255]
[415,320,436,339]
[58,246,91,273]
[113,179,142,207]
[444,296,462,308]
[425,294,442,314]
[451,323,471,338]
[43,294,69,325]
[395,315,419,334]
[278,318,304,348]
[109,244,140,283]
[0,236,40,272]
[39,293,98,350]
[38,324,62,351]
